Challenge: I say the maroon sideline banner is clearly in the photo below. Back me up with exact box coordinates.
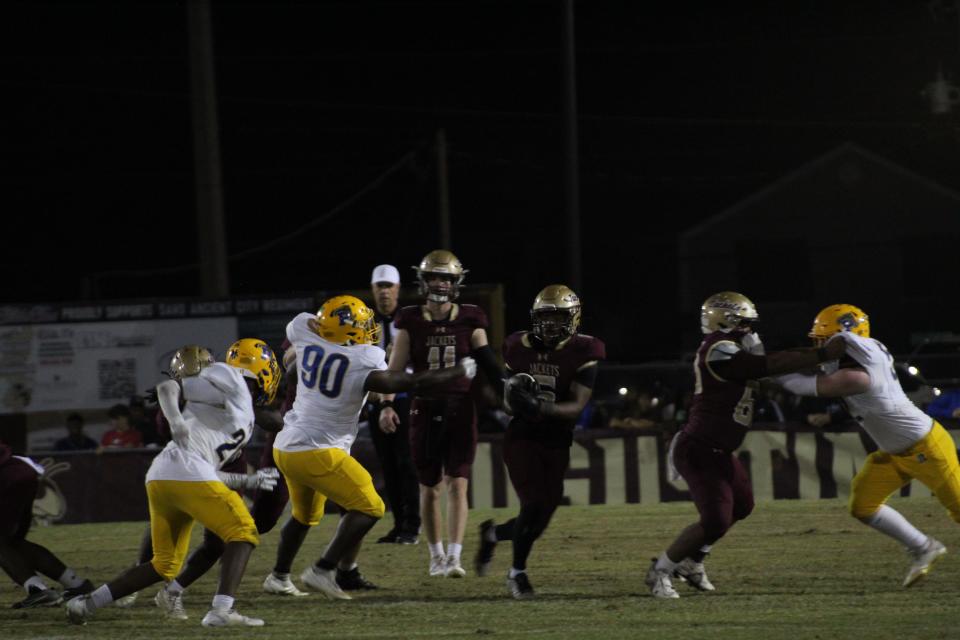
[33,424,958,524]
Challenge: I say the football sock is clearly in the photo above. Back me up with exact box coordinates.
[494,519,515,541]
[272,571,290,580]
[24,576,48,593]
[316,559,336,572]
[211,594,234,611]
[508,567,525,579]
[447,543,463,561]
[89,585,114,610]
[428,542,445,558]
[58,567,84,589]
[274,517,311,574]
[655,552,678,574]
[339,562,358,572]
[864,505,928,550]
[166,580,184,596]
[511,504,546,572]
[691,545,712,563]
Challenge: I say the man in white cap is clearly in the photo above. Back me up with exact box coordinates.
[367,265,421,545]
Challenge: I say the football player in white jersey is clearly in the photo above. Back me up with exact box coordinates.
[777,305,959,587]
[67,338,282,627]
[265,295,476,600]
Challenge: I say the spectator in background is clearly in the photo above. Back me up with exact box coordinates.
[100,404,143,449]
[54,414,97,451]
[129,396,162,447]
[609,389,660,430]
[925,387,960,423]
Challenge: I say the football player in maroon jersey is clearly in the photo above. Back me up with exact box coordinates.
[645,292,846,598]
[379,250,503,577]
[474,285,605,599]
[0,444,95,608]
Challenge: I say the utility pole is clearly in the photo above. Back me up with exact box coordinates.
[561,0,582,293]
[187,0,230,296]
[436,128,452,249]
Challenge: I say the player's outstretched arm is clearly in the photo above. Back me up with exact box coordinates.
[718,339,846,381]
[365,357,477,395]
[776,368,871,399]
[155,379,189,445]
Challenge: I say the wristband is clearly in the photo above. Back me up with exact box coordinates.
[380,400,394,409]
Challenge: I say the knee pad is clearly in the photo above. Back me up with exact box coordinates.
[150,557,181,582]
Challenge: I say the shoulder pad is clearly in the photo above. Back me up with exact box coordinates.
[706,340,740,363]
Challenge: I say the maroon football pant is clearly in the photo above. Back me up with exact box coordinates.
[409,395,477,486]
[673,430,754,544]
[0,458,38,543]
[504,435,570,508]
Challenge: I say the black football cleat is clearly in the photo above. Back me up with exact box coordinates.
[376,528,399,544]
[12,586,62,609]
[61,579,96,601]
[475,519,497,577]
[506,572,534,600]
[336,567,378,591]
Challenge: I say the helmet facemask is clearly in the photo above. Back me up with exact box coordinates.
[531,308,579,347]
[418,272,462,303]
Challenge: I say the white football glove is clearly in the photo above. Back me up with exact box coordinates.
[741,331,765,355]
[218,467,280,492]
[460,356,477,380]
[248,467,280,491]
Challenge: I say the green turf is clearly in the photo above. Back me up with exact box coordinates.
[3,498,957,639]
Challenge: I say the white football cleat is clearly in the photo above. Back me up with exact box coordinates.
[262,573,309,597]
[904,538,947,587]
[200,608,265,627]
[154,588,188,620]
[429,554,447,577]
[300,566,351,600]
[113,591,139,608]
[674,558,716,592]
[645,559,679,599]
[444,556,466,578]
[65,595,93,625]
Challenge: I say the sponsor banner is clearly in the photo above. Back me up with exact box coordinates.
[35,426,959,524]
[0,317,237,415]
[0,296,317,325]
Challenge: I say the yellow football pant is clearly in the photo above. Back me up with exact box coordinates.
[850,421,960,523]
[273,448,385,526]
[146,480,258,581]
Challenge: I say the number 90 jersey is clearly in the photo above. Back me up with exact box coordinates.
[146,362,255,483]
[394,304,488,397]
[275,312,387,453]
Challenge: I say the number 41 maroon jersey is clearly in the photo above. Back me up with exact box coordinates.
[394,303,488,396]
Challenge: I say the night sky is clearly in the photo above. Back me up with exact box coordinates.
[7,1,960,360]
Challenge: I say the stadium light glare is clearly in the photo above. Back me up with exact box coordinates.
[618,387,628,396]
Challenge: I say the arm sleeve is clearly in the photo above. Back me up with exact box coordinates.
[573,363,599,389]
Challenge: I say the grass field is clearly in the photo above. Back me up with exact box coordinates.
[3,497,958,639]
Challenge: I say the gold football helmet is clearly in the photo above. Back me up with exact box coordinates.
[226,338,281,405]
[315,295,381,346]
[700,291,759,334]
[531,284,581,346]
[413,249,467,303]
[168,345,215,380]
[809,304,870,345]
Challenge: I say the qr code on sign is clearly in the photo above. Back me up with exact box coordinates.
[98,358,136,400]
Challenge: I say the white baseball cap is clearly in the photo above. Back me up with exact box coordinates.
[371,264,401,285]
